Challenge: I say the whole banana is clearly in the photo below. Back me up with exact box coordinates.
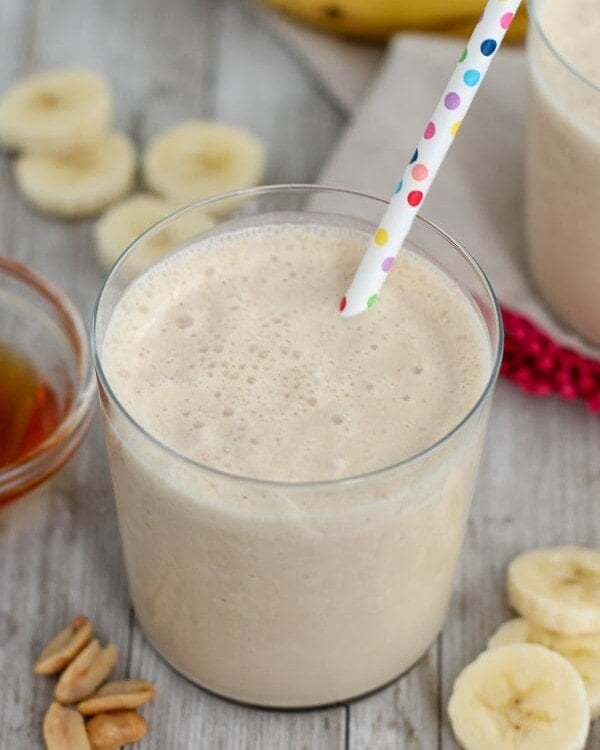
[260,0,527,42]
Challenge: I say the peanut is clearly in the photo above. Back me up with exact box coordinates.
[78,680,155,715]
[34,616,93,676]
[55,640,118,704]
[43,701,91,750]
[86,710,147,748]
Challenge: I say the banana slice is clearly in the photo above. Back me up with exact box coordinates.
[95,193,215,273]
[508,546,600,636]
[448,643,590,750]
[489,618,600,719]
[0,69,112,153]
[15,132,136,218]
[142,120,265,211]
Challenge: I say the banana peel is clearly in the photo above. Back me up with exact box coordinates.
[260,0,527,43]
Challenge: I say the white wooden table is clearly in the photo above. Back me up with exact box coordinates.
[1,1,599,747]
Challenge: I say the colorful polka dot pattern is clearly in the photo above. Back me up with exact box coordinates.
[374,228,389,246]
[480,38,497,56]
[411,164,428,181]
[444,92,461,110]
[463,69,481,86]
[340,0,521,317]
[407,190,423,207]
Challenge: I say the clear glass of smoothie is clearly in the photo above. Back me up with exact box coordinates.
[92,185,502,708]
[525,0,600,344]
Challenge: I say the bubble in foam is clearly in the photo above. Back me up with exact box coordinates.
[175,314,194,329]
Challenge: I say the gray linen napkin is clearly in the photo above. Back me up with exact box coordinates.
[316,34,598,358]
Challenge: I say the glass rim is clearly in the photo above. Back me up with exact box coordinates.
[92,184,503,490]
[528,0,600,94]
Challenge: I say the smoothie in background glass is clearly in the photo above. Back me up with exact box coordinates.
[93,186,501,708]
[525,0,600,344]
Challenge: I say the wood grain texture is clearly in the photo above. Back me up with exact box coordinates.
[1,0,599,748]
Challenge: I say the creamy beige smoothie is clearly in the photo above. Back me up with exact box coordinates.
[526,0,600,344]
[98,215,494,707]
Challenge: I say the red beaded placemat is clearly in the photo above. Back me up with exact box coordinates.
[500,306,600,413]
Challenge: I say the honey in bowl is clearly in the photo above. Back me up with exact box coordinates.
[0,341,61,468]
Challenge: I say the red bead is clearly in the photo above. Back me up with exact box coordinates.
[499,304,600,408]
[554,368,574,386]
[558,383,578,400]
[512,324,528,342]
[577,374,597,396]
[525,339,544,357]
[530,382,554,397]
[537,354,556,374]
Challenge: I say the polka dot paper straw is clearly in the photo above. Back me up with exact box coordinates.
[340,0,522,318]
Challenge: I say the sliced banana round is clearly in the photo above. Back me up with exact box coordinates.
[95,193,177,271]
[0,69,112,153]
[95,194,215,273]
[508,546,600,636]
[489,617,600,719]
[15,131,136,219]
[448,643,590,750]
[142,120,265,211]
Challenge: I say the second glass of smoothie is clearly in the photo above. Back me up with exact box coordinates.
[525,0,600,344]
[93,186,502,708]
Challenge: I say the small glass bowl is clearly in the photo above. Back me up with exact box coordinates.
[0,257,95,507]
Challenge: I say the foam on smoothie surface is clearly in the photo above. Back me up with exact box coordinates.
[102,222,491,481]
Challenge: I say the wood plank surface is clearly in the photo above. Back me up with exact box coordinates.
[1,1,599,748]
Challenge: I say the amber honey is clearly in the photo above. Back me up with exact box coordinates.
[0,342,60,468]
